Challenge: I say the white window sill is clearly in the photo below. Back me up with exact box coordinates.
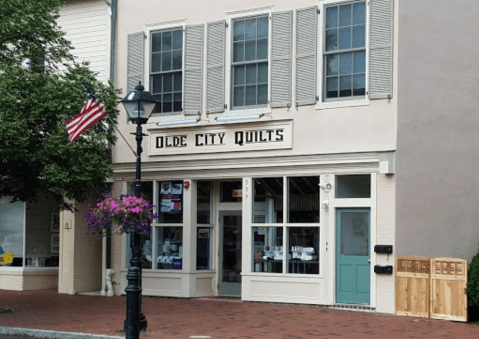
[315,98,370,110]
[222,106,272,117]
[147,112,185,124]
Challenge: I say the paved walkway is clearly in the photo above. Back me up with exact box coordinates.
[0,289,478,338]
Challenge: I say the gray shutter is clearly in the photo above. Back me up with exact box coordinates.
[184,24,204,115]
[369,0,394,99]
[295,6,318,106]
[271,11,293,108]
[126,32,144,93]
[206,20,226,114]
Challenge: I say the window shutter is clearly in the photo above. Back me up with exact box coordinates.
[369,0,394,100]
[295,6,318,106]
[206,20,226,114]
[271,11,293,108]
[126,32,144,93]
[184,24,204,115]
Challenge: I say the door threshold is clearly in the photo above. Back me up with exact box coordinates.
[331,304,374,312]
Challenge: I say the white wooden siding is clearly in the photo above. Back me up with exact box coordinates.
[58,0,111,82]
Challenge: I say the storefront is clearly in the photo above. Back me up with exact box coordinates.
[112,120,396,312]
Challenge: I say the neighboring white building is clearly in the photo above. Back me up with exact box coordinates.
[0,0,114,292]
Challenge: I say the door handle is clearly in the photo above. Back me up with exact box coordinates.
[368,259,371,264]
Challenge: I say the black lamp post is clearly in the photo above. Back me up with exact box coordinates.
[121,82,157,339]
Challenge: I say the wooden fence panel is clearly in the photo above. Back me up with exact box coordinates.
[430,258,468,322]
[396,256,431,318]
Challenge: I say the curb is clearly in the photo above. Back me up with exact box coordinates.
[0,327,124,339]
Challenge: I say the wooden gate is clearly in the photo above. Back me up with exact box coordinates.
[396,256,431,318]
[430,258,468,322]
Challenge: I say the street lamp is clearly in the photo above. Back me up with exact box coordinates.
[121,82,157,339]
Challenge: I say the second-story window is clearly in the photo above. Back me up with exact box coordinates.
[150,28,183,113]
[232,16,269,109]
[324,1,366,100]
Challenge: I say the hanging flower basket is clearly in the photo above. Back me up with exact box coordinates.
[85,191,158,237]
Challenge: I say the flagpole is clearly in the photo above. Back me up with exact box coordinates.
[80,81,137,157]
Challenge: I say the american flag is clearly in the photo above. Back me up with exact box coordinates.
[66,94,107,142]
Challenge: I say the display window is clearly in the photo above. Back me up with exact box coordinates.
[220,181,242,202]
[158,181,184,223]
[253,178,283,223]
[287,227,319,274]
[196,227,213,270]
[288,176,320,223]
[126,232,152,269]
[252,227,283,273]
[156,227,183,270]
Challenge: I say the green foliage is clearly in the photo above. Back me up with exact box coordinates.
[0,0,119,210]
[467,246,479,307]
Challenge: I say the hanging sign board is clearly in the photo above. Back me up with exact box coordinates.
[148,120,293,156]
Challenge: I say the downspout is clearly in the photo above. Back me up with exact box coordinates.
[109,0,117,82]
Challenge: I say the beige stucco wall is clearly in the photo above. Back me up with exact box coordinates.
[396,0,479,261]
[112,0,399,168]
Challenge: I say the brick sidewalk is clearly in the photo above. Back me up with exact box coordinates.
[0,289,478,338]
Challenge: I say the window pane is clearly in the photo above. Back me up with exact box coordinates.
[162,96,172,112]
[172,50,182,70]
[173,29,183,49]
[340,52,352,75]
[338,27,351,50]
[161,51,172,71]
[253,177,283,223]
[156,227,183,269]
[245,18,257,39]
[233,86,245,106]
[352,24,365,48]
[353,74,366,96]
[173,100,182,112]
[257,17,268,38]
[233,42,244,62]
[0,198,25,267]
[245,40,256,61]
[151,53,161,73]
[340,211,369,256]
[173,92,182,102]
[163,73,172,92]
[253,227,283,273]
[335,175,371,198]
[257,84,268,105]
[326,54,339,76]
[353,51,366,73]
[325,29,338,51]
[245,85,256,106]
[326,77,338,98]
[326,6,338,29]
[288,176,320,223]
[152,33,162,52]
[220,181,242,202]
[257,38,268,60]
[234,20,245,41]
[197,181,212,224]
[246,64,257,84]
[234,65,245,85]
[174,72,182,91]
[158,181,183,223]
[288,227,319,274]
[258,62,268,83]
[197,228,213,270]
[339,75,352,97]
[353,2,366,25]
[162,31,172,51]
[339,4,352,27]
[152,74,162,94]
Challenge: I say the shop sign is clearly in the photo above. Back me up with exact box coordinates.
[149,120,292,155]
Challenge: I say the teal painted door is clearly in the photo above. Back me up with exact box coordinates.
[336,208,370,304]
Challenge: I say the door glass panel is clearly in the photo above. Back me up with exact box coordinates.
[340,211,369,256]
[335,174,370,198]
[222,216,242,282]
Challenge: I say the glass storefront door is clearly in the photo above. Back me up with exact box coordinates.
[219,211,242,296]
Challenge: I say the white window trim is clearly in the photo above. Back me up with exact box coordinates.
[224,6,274,117]
[315,0,370,110]
[144,19,188,123]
